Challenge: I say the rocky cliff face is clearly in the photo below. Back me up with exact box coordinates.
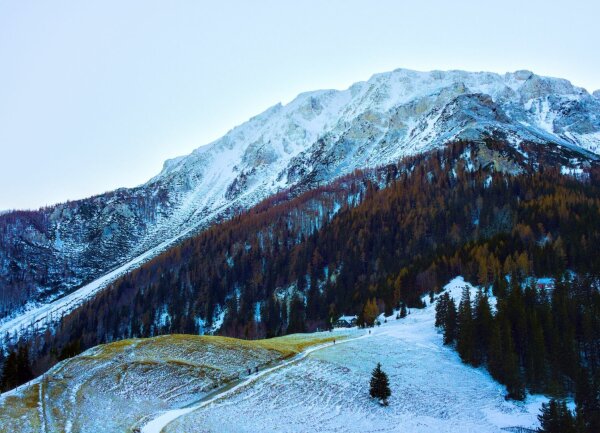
[2,68,599,329]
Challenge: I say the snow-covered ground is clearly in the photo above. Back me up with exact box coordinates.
[0,333,347,433]
[161,277,545,433]
[142,333,368,433]
[0,277,548,433]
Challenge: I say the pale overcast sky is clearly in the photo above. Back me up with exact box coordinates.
[1,0,599,210]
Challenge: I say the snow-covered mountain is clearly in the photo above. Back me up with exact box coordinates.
[2,68,600,336]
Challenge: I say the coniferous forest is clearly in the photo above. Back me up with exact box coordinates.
[2,140,600,432]
[435,276,600,431]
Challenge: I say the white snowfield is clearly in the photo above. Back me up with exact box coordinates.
[142,277,545,433]
[141,334,370,433]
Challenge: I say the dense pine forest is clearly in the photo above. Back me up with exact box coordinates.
[435,275,600,432]
[2,140,600,430]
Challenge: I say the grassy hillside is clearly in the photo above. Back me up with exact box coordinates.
[0,332,343,433]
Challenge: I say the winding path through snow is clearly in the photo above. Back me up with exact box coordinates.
[139,332,371,433]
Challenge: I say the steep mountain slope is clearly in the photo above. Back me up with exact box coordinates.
[2,68,600,338]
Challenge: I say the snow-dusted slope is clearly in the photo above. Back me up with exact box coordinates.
[160,277,546,433]
[155,69,600,199]
[2,68,600,339]
[0,332,345,433]
[0,278,546,433]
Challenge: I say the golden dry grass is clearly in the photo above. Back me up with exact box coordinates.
[254,333,340,355]
[92,332,342,361]
[0,384,41,432]
[0,331,347,433]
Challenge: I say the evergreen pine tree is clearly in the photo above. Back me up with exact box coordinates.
[0,345,33,392]
[501,321,525,401]
[369,362,391,405]
[456,287,474,363]
[575,370,600,433]
[524,312,546,392]
[306,279,322,321]
[0,348,17,392]
[443,297,458,345]
[263,295,282,338]
[287,295,306,334]
[538,399,576,433]
[487,319,504,382]
[399,303,407,319]
[472,289,493,366]
[492,275,508,298]
[435,292,449,328]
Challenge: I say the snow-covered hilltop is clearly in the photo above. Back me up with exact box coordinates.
[2,68,600,338]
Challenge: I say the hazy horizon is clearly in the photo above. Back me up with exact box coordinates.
[1,0,599,210]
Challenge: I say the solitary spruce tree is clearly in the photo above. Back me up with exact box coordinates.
[369,362,391,405]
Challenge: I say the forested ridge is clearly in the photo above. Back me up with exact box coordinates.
[2,140,600,427]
